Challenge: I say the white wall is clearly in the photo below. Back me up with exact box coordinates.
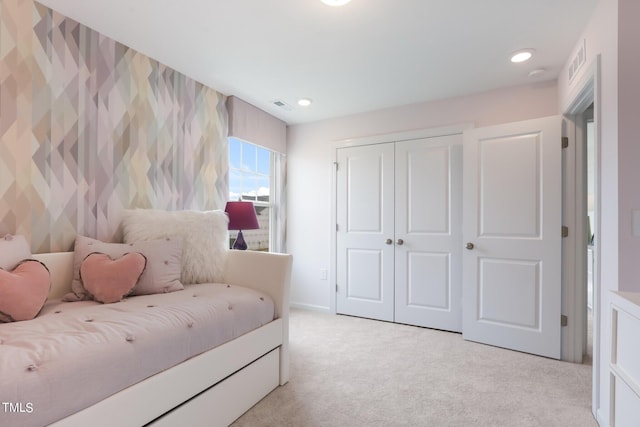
[287,82,558,311]
[617,0,640,291]
[558,0,640,423]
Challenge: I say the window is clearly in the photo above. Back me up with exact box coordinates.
[229,137,272,251]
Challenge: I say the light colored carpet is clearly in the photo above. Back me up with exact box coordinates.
[232,309,597,427]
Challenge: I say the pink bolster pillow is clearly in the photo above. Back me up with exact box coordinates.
[0,259,51,323]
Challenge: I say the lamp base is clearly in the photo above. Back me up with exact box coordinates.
[233,230,248,250]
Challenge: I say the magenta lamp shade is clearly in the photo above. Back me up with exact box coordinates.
[224,201,259,250]
[225,201,260,230]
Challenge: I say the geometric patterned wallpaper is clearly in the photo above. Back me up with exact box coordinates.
[0,0,228,253]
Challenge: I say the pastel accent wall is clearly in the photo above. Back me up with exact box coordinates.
[0,0,228,252]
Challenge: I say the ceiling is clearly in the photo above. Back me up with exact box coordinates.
[36,0,598,125]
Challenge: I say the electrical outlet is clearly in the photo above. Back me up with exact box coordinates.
[633,210,640,237]
[320,269,328,280]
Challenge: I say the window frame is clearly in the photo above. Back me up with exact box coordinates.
[228,137,274,251]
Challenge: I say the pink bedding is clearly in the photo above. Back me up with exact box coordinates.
[0,282,275,427]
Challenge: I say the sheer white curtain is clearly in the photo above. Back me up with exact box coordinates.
[271,152,287,253]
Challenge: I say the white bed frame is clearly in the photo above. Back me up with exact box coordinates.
[32,250,292,427]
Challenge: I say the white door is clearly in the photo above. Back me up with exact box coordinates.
[394,136,463,332]
[336,143,395,322]
[462,116,562,359]
[337,135,463,332]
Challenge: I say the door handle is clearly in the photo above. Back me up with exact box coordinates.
[385,238,393,245]
[396,239,404,246]
[465,242,474,250]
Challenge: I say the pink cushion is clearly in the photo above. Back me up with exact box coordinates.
[65,235,183,302]
[0,260,51,323]
[79,253,147,304]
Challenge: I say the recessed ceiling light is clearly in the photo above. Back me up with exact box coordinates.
[528,68,546,78]
[321,0,352,6]
[510,49,535,63]
[298,98,313,107]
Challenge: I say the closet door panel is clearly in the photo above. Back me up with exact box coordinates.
[405,252,449,309]
[394,136,463,332]
[336,143,395,322]
[406,145,450,234]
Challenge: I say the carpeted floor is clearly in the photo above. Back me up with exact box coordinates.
[232,308,597,427]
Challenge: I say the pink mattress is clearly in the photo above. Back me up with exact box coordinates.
[0,282,275,427]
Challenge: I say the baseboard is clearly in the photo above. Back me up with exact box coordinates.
[290,302,331,313]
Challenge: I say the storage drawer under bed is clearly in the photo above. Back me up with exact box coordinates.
[149,348,280,427]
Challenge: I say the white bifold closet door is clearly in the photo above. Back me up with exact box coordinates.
[336,134,462,332]
[336,142,396,322]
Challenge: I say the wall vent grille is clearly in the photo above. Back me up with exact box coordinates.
[568,39,586,82]
[272,99,292,110]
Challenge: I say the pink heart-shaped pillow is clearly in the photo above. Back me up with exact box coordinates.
[80,252,147,304]
[0,259,51,323]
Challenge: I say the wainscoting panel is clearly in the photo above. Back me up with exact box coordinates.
[610,292,640,426]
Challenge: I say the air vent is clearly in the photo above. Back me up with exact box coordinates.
[568,39,586,82]
[271,100,293,111]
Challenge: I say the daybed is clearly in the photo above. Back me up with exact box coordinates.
[0,248,292,427]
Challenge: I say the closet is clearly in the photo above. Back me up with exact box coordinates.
[335,134,462,332]
[334,116,563,359]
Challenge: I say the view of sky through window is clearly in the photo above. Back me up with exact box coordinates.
[228,137,273,251]
[229,137,270,202]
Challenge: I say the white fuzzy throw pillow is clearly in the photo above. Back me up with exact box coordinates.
[121,209,229,284]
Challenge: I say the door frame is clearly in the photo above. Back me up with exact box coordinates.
[330,124,472,314]
[562,55,601,415]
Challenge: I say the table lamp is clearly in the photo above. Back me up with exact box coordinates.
[224,201,260,250]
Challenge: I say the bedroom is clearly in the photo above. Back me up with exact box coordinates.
[1,0,639,425]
